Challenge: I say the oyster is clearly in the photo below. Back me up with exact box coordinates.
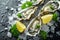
[43,1,59,12]
[39,1,59,16]
[16,6,38,20]
[26,16,41,36]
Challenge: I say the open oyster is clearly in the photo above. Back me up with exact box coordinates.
[39,1,59,15]
[26,16,41,36]
[16,6,38,20]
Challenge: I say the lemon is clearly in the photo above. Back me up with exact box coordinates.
[16,21,26,33]
[41,14,53,24]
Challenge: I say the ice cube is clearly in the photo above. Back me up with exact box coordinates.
[56,31,60,36]
[50,26,55,33]
[7,32,12,38]
[41,25,50,33]
[10,8,14,11]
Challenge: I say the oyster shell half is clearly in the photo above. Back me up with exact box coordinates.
[16,6,38,20]
[43,1,59,12]
[25,16,41,36]
[38,1,59,16]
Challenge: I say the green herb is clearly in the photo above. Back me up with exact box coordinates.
[53,12,58,21]
[21,1,33,9]
[17,37,20,40]
[36,24,40,29]
[17,13,22,18]
[39,30,47,40]
[49,5,54,10]
[10,24,20,38]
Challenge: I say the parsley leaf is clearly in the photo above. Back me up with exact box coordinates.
[21,1,33,9]
[53,12,58,21]
[10,24,20,38]
[17,13,22,18]
[49,5,54,10]
[36,24,40,29]
[39,30,47,40]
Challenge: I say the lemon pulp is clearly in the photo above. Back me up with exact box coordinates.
[41,14,53,24]
[16,21,26,33]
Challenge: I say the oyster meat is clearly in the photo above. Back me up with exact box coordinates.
[16,6,38,20]
[26,16,41,36]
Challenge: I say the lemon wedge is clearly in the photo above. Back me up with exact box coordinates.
[41,14,53,24]
[16,21,26,33]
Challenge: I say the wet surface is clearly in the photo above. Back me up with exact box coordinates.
[0,0,60,40]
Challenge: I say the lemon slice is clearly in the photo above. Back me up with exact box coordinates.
[41,14,53,24]
[16,21,26,33]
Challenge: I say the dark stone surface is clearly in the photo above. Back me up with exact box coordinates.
[0,0,18,40]
[0,0,60,40]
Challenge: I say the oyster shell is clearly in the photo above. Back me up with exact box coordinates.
[32,0,44,5]
[43,1,59,12]
[26,16,41,36]
[38,1,59,16]
[16,6,38,20]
